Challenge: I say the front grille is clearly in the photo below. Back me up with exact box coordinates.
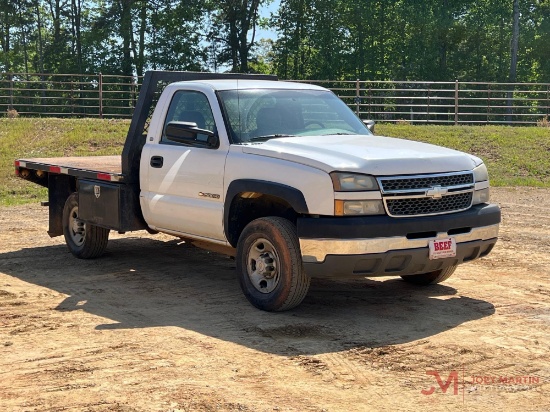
[379,172,474,192]
[386,192,473,217]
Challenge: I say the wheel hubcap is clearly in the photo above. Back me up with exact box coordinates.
[247,238,280,293]
[68,206,86,245]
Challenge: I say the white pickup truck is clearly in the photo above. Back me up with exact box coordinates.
[16,71,500,311]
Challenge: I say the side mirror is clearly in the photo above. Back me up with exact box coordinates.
[363,119,375,134]
[165,121,219,148]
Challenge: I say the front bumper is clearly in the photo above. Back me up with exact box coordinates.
[297,203,500,278]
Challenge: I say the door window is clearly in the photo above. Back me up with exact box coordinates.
[161,91,216,145]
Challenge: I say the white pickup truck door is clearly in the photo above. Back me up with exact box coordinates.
[140,89,227,241]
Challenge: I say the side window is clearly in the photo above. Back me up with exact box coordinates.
[161,90,216,145]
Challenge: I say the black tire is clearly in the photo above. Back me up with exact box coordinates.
[62,192,109,259]
[400,265,457,285]
[236,217,310,311]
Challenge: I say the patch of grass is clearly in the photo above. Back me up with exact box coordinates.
[0,118,129,206]
[377,124,550,187]
[1,119,549,206]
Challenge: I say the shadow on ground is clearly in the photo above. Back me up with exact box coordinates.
[0,236,495,355]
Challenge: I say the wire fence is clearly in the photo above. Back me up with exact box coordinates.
[0,73,140,118]
[305,79,550,125]
[2,72,550,125]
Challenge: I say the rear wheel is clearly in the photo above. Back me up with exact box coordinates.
[236,217,310,311]
[400,265,457,285]
[63,192,109,259]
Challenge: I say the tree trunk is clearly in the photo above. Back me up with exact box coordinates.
[509,0,520,82]
[51,0,62,56]
[239,0,260,72]
[507,0,520,123]
[36,0,44,74]
[356,3,364,79]
[71,0,83,74]
[229,17,239,72]
[219,0,261,73]
[1,1,11,72]
[120,0,133,77]
[17,4,30,76]
[136,0,147,78]
[438,0,450,80]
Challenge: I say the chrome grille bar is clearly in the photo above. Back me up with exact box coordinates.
[377,171,475,217]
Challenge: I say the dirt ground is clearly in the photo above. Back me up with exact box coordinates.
[1,187,549,412]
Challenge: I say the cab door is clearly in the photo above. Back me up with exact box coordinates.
[140,89,228,241]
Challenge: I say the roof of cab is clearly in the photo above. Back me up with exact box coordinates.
[169,79,328,91]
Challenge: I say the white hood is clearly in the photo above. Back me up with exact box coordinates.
[241,134,481,175]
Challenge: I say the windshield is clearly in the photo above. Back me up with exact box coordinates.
[217,88,372,143]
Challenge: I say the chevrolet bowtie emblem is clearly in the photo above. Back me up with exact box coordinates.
[426,185,448,199]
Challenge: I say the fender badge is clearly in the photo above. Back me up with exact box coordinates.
[198,192,220,199]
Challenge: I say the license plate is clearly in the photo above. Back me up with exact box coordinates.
[429,238,457,260]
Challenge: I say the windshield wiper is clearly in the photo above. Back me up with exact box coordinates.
[321,132,356,136]
[248,134,295,142]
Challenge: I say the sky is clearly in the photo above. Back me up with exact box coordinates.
[256,0,280,41]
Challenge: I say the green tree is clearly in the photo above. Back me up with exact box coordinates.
[272,0,313,79]
[529,0,550,82]
[148,0,206,72]
[208,0,266,72]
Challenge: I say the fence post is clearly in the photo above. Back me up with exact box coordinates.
[427,86,430,124]
[98,72,103,119]
[506,85,514,124]
[70,83,74,114]
[455,79,458,126]
[487,87,491,124]
[131,77,137,113]
[9,73,14,110]
[368,84,371,117]
[355,79,360,117]
[547,85,549,119]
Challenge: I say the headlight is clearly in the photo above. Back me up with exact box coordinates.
[473,163,488,182]
[335,200,385,216]
[473,188,490,204]
[330,172,379,191]
[472,163,490,204]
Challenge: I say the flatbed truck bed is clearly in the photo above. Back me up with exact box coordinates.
[16,156,124,182]
[16,154,135,238]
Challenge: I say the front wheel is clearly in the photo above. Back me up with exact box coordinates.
[236,217,310,311]
[63,192,109,259]
[400,265,457,285]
